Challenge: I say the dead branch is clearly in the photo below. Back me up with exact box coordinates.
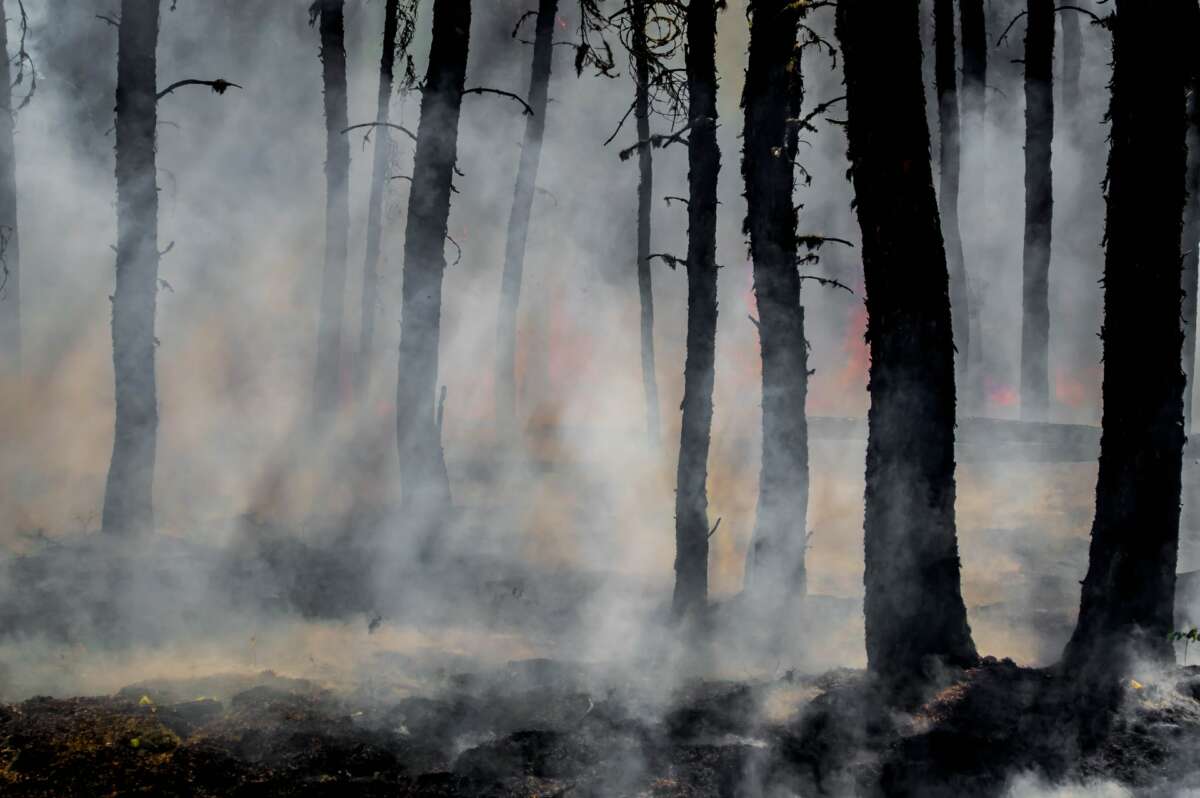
[648,252,683,270]
[996,10,1028,46]
[663,195,689,208]
[157,278,174,293]
[159,241,175,257]
[445,234,462,267]
[436,385,448,434]
[1055,4,1105,25]
[156,78,242,101]
[535,186,559,206]
[511,9,537,38]
[461,87,534,116]
[96,13,119,27]
[707,517,722,539]
[799,274,855,296]
[603,100,638,147]
[619,117,711,162]
[786,95,847,135]
[797,234,854,250]
[748,314,760,329]
[343,121,418,143]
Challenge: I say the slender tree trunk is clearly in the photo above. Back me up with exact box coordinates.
[103,0,161,536]
[1182,40,1200,434]
[835,0,977,690]
[1021,0,1055,420]
[741,0,807,607]
[396,0,469,516]
[671,0,720,621]
[312,0,351,417]
[934,0,968,390]
[1062,0,1187,677]
[0,2,20,373]
[633,0,660,444]
[355,0,401,397]
[1060,3,1082,125]
[959,0,986,410]
[495,0,557,433]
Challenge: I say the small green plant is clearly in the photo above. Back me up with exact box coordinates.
[1168,627,1200,665]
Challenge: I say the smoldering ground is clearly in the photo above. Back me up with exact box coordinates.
[0,0,1199,795]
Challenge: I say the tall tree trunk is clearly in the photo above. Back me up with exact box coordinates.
[355,0,401,397]
[633,0,660,444]
[959,0,986,409]
[1020,0,1055,420]
[741,0,807,607]
[495,0,557,433]
[0,2,20,373]
[1060,3,1082,125]
[1182,23,1200,434]
[1062,0,1187,677]
[671,0,720,621]
[934,0,968,391]
[103,0,161,536]
[312,0,351,417]
[835,0,977,690]
[396,0,469,516]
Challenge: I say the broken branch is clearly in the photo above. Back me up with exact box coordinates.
[156,78,242,100]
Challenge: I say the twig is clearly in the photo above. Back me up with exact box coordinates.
[707,518,722,539]
[619,118,709,162]
[445,234,462,266]
[156,78,242,101]
[648,252,683,270]
[995,11,1028,46]
[663,195,689,208]
[603,99,637,147]
[461,87,534,116]
[95,13,119,27]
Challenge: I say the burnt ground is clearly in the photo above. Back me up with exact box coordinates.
[1,660,1200,796]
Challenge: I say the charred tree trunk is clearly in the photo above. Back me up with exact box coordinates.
[1182,11,1200,434]
[0,2,20,373]
[959,0,986,408]
[312,0,351,417]
[396,0,469,517]
[1020,0,1055,420]
[1062,0,1187,676]
[355,0,401,397]
[934,0,968,390]
[741,0,807,607]
[103,0,161,536]
[495,0,557,434]
[671,0,720,621]
[1184,92,1200,434]
[633,0,661,444]
[835,0,977,689]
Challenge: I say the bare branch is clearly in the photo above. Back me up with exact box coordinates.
[445,234,462,267]
[798,274,855,296]
[995,10,1028,46]
[603,99,637,147]
[156,78,242,101]
[618,117,711,162]
[707,518,722,539]
[342,121,418,142]
[663,195,689,208]
[95,13,119,27]
[648,252,683,270]
[461,87,534,116]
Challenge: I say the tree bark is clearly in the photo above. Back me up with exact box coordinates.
[312,0,351,417]
[1020,0,1055,420]
[672,0,720,621]
[103,0,161,536]
[0,1,20,373]
[396,0,469,517]
[741,0,807,608]
[1062,0,1187,677]
[355,0,401,397]
[495,0,557,434]
[934,0,968,391]
[835,0,977,690]
[633,0,660,444]
[1060,2,1083,124]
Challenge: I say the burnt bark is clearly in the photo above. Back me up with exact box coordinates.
[934,0,968,389]
[633,0,661,444]
[0,1,20,373]
[396,0,469,517]
[1020,0,1055,420]
[103,0,161,536]
[1062,0,1187,676]
[312,0,351,417]
[355,0,401,397]
[741,0,807,607]
[495,0,557,433]
[835,0,977,689]
[671,0,720,621]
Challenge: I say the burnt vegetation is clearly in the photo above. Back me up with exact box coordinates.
[2,0,1200,795]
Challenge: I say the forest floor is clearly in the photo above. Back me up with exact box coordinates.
[2,658,1200,796]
